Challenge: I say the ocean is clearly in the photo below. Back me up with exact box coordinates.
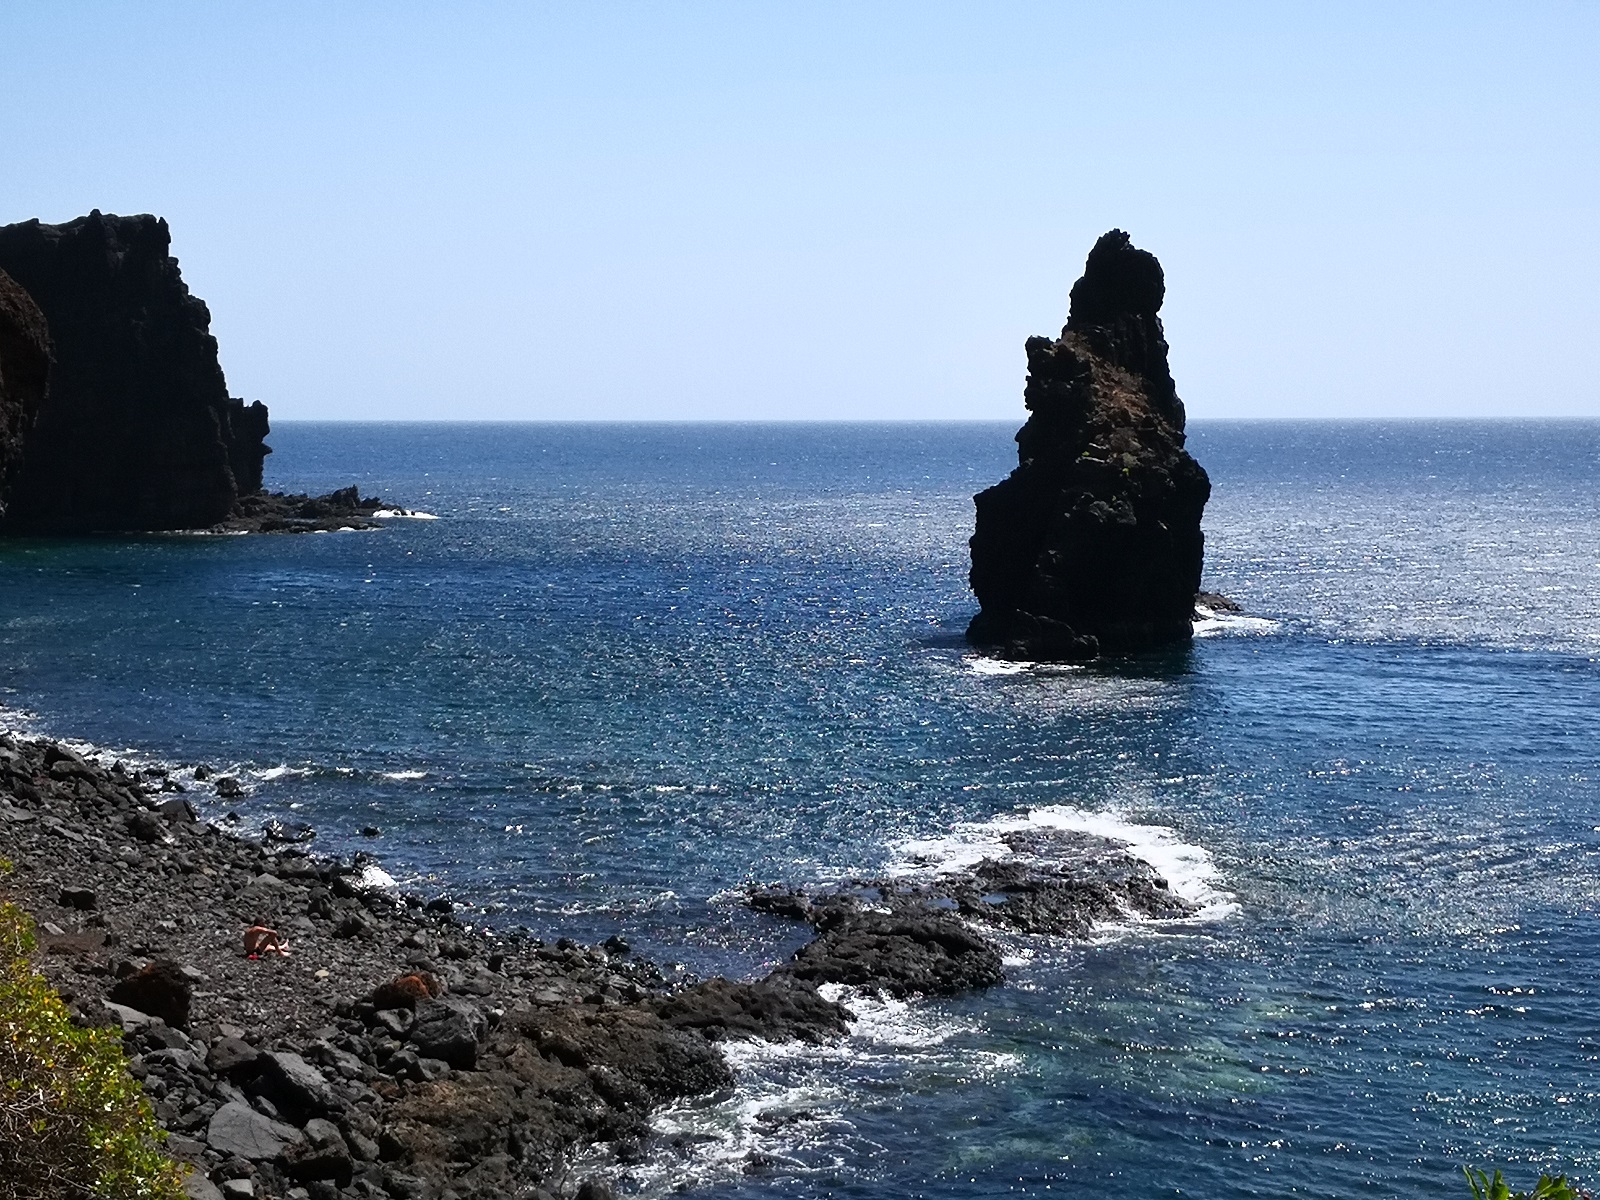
[2,419,1597,1198]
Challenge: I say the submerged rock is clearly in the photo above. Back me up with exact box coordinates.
[0,211,270,532]
[968,229,1212,660]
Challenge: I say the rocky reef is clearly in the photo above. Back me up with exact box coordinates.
[0,725,1199,1199]
[749,826,1195,999]
[0,211,270,532]
[968,230,1212,660]
[0,268,50,514]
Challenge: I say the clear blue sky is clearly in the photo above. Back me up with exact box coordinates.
[3,3,1596,420]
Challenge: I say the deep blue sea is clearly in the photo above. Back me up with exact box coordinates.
[3,420,1598,1198]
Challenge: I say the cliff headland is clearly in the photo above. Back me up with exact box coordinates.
[0,212,398,534]
[968,230,1212,660]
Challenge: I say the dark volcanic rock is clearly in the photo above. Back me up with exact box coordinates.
[219,485,394,534]
[652,976,852,1043]
[968,229,1212,660]
[886,828,1198,937]
[107,958,193,1029]
[0,211,270,531]
[409,997,483,1069]
[752,826,1199,999]
[784,905,1005,998]
[0,268,48,514]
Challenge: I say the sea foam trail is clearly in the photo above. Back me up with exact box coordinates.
[1192,604,1278,638]
[962,608,1275,676]
[886,804,1238,921]
[611,984,1018,1197]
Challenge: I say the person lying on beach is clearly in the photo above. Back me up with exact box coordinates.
[243,924,291,958]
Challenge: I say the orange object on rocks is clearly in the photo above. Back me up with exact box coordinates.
[370,971,440,1009]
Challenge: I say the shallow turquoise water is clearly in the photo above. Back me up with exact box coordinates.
[2,420,1597,1197]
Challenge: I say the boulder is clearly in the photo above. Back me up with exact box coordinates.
[107,959,192,1029]
[204,1100,301,1162]
[207,1036,261,1080]
[0,211,270,532]
[280,1117,354,1186]
[126,810,167,843]
[58,885,97,910]
[968,229,1212,660]
[409,998,483,1070]
[259,1050,337,1114]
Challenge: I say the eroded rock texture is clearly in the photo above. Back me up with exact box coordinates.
[968,230,1211,660]
[0,211,270,531]
[0,268,49,514]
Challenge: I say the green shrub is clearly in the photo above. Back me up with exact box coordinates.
[1466,1167,1590,1200]
[0,900,186,1200]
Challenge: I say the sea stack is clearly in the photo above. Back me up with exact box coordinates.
[967,230,1211,660]
[0,211,270,532]
[0,268,50,515]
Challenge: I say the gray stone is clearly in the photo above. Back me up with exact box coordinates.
[205,1100,301,1161]
[127,810,166,843]
[58,885,97,910]
[383,1048,422,1081]
[207,1036,260,1079]
[372,1008,411,1038]
[416,1056,450,1081]
[103,1000,159,1032]
[261,1050,336,1113]
[282,1117,354,1186]
[220,1180,255,1200]
[144,1046,204,1075]
[409,998,482,1069]
[182,1173,225,1200]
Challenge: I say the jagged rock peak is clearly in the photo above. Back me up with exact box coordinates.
[0,211,270,532]
[1067,228,1165,328]
[967,230,1211,661]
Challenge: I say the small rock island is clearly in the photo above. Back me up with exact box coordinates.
[967,230,1212,660]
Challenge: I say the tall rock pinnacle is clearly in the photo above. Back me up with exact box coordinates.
[967,230,1211,660]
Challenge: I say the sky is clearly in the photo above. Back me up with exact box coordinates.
[3,2,1597,421]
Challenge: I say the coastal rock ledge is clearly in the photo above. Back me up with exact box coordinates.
[968,230,1212,660]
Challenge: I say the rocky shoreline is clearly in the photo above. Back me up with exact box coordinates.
[1,728,1201,1199]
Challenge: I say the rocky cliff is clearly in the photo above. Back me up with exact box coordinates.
[0,212,270,532]
[0,268,49,515]
[967,230,1211,660]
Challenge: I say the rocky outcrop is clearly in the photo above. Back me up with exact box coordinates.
[749,825,1196,998]
[0,268,49,514]
[221,487,393,533]
[0,211,270,532]
[968,230,1211,660]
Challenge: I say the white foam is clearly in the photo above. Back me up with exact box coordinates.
[371,509,439,520]
[1192,605,1278,639]
[255,765,311,781]
[886,804,1237,921]
[356,864,397,889]
[966,655,1031,675]
[609,982,1017,1197]
[380,770,427,781]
